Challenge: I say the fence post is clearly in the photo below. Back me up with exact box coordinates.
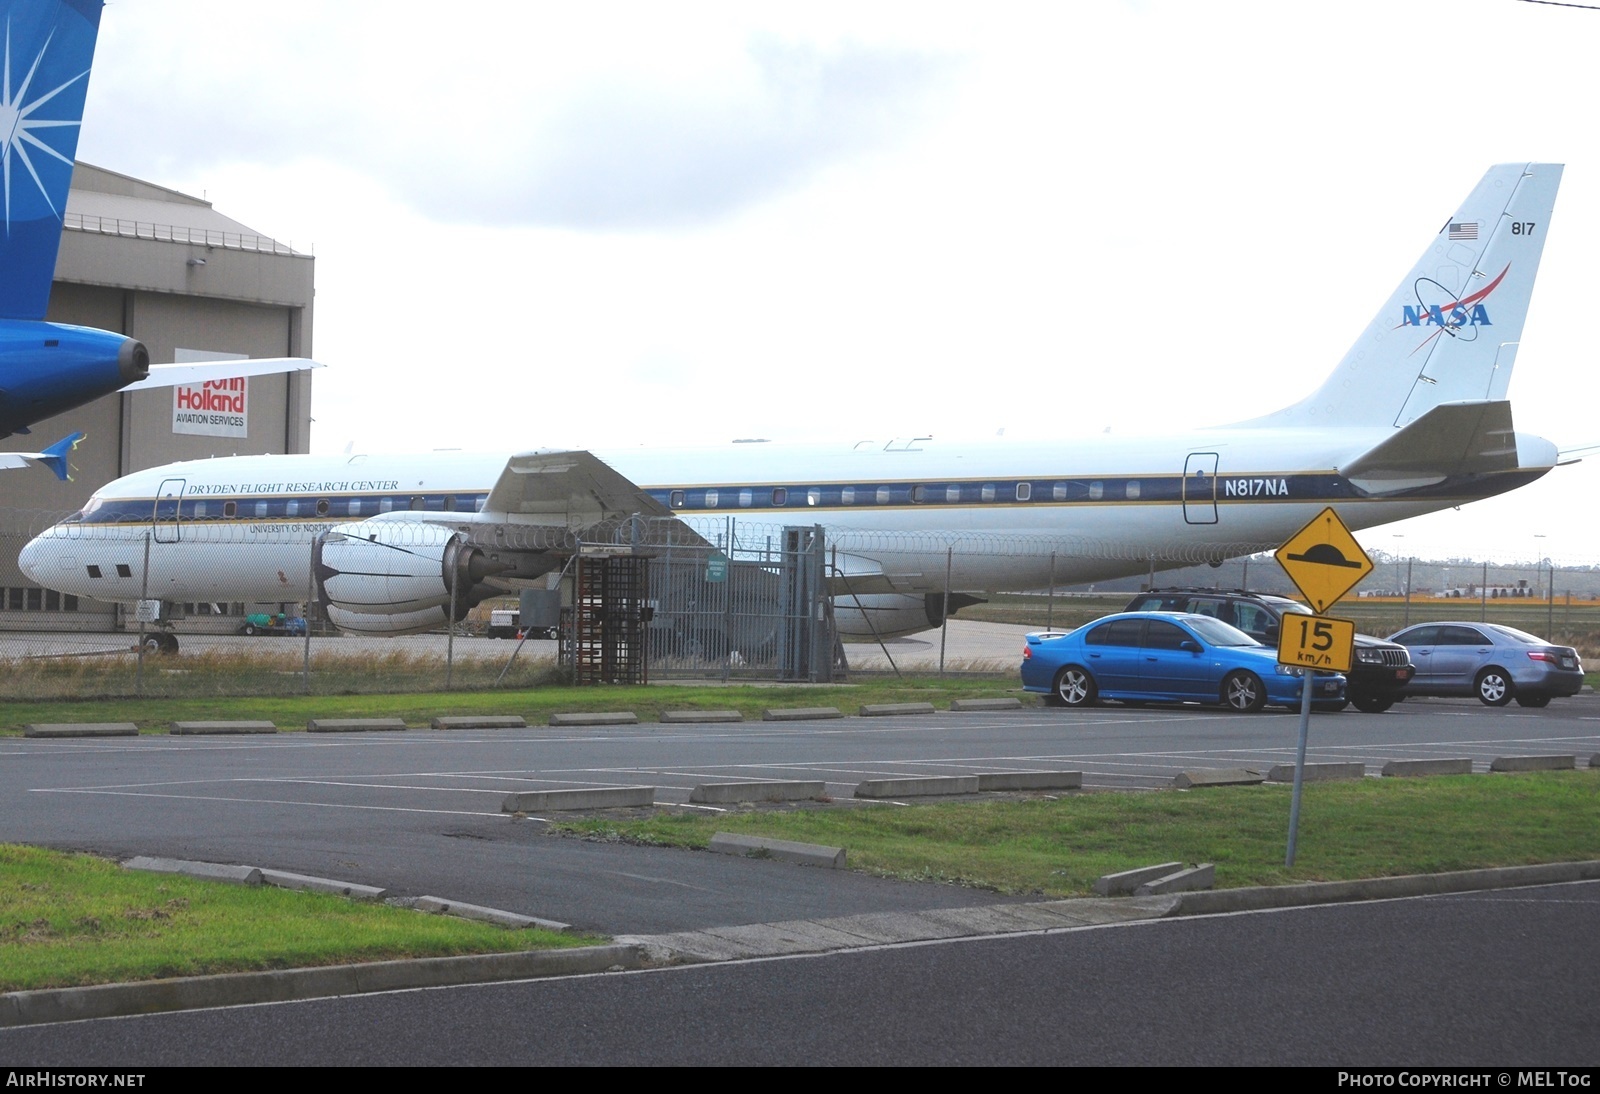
[1481,560,1488,622]
[303,541,315,695]
[446,537,458,691]
[1403,558,1413,627]
[1046,551,1056,631]
[136,531,150,696]
[939,546,952,677]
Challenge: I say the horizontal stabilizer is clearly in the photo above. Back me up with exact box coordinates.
[121,357,324,391]
[482,449,674,526]
[1339,401,1517,493]
[0,430,83,479]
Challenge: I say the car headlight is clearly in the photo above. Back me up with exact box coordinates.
[1355,648,1383,663]
[1275,664,1303,677]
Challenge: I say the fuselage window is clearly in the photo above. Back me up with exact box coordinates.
[379,497,394,513]
[1126,480,1140,500]
[1088,481,1104,500]
[704,489,719,508]
[347,499,362,517]
[945,485,961,503]
[192,502,207,519]
[223,501,237,518]
[1016,483,1032,501]
[841,487,856,505]
[316,499,331,517]
[910,485,927,503]
[285,500,299,517]
[409,496,424,511]
[670,490,685,508]
[738,489,753,508]
[1052,482,1067,501]
[981,484,996,502]
[86,565,102,579]
[807,488,821,506]
[772,488,788,506]
[443,496,456,512]
[116,564,132,578]
[254,501,269,518]
[876,486,890,505]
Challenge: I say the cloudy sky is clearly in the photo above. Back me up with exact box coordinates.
[73,0,1600,563]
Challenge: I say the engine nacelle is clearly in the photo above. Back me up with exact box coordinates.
[0,320,148,437]
[832,592,984,640]
[313,519,501,636]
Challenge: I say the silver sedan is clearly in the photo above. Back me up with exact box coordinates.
[1386,622,1584,707]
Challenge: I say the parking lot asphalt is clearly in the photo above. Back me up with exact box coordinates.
[3,696,1596,935]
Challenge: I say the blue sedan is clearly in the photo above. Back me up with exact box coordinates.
[1021,611,1345,712]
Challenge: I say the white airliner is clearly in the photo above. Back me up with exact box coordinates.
[18,163,1570,643]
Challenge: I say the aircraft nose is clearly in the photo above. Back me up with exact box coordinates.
[17,535,43,583]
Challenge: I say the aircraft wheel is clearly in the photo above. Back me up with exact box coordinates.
[140,634,163,656]
[1222,670,1266,713]
[1049,666,1097,708]
[242,624,257,636]
[1350,694,1395,713]
[1515,695,1552,708]
[1475,668,1513,706]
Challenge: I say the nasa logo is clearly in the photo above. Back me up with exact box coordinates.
[1400,303,1491,328]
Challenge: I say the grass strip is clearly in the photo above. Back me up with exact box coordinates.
[558,771,1600,896]
[0,845,593,993]
[0,676,1023,735]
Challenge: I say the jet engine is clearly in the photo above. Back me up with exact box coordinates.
[0,321,148,438]
[831,592,985,640]
[312,520,503,636]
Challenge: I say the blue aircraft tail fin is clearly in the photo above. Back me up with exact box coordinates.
[0,0,103,321]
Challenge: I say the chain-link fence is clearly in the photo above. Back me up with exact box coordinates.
[1,506,1596,698]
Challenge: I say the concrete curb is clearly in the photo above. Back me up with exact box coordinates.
[259,870,388,901]
[1165,860,1600,916]
[1490,754,1576,772]
[307,718,407,733]
[662,710,743,724]
[1382,758,1474,777]
[708,833,845,868]
[763,707,844,721]
[430,715,527,730]
[0,944,644,1028]
[1173,768,1265,789]
[1266,762,1365,783]
[689,780,826,804]
[502,786,655,812]
[170,721,278,735]
[948,698,1025,711]
[859,702,937,717]
[24,723,138,738]
[854,775,980,799]
[548,712,639,727]
[976,771,1082,792]
[123,857,262,886]
[414,896,571,932]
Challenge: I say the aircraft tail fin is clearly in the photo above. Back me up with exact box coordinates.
[0,429,83,479]
[0,0,104,321]
[1256,163,1562,430]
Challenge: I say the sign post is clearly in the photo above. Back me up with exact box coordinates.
[1273,507,1373,867]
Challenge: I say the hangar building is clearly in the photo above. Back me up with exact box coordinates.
[0,164,315,630]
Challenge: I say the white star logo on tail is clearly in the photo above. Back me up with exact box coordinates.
[0,17,88,234]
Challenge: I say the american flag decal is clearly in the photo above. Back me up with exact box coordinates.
[1448,221,1479,240]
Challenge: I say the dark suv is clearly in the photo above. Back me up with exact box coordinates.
[1122,589,1414,712]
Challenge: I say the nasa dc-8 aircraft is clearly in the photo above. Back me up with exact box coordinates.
[18,163,1570,642]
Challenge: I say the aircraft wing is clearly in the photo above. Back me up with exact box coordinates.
[1339,401,1518,493]
[120,357,324,392]
[482,449,676,526]
[825,550,926,596]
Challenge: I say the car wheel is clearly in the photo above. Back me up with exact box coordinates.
[1050,666,1097,708]
[1350,694,1395,713]
[1515,695,1552,708]
[1222,670,1266,713]
[1475,667,1513,707]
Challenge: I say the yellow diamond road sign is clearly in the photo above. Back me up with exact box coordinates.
[1274,507,1374,613]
